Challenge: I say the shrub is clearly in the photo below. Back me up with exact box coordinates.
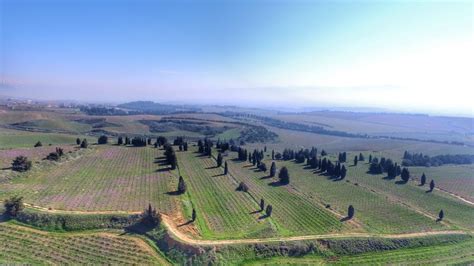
[98,135,108,144]
[237,182,249,192]
[11,156,32,172]
[4,196,24,217]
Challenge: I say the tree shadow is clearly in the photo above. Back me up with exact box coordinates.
[212,173,224,177]
[205,166,218,169]
[156,167,172,172]
[436,218,442,222]
[165,191,181,196]
[258,214,269,219]
[260,175,272,180]
[395,180,408,185]
[426,189,433,193]
[249,210,262,214]
[268,181,287,187]
[340,216,352,222]
[418,183,425,186]
[1,167,11,170]
[383,175,395,180]
[178,220,193,227]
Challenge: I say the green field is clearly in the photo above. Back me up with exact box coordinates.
[0,222,169,264]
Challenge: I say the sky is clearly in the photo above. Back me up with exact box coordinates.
[0,0,473,115]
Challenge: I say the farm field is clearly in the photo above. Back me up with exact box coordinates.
[0,145,179,213]
[243,237,474,265]
[0,128,91,149]
[0,222,169,265]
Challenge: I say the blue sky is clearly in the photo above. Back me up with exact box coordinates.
[1,0,472,115]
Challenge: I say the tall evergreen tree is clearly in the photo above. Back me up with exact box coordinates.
[217,152,223,167]
[430,180,435,192]
[177,176,186,194]
[420,173,426,186]
[265,205,273,217]
[270,162,277,177]
[272,150,275,160]
[368,154,372,163]
[80,139,88,149]
[340,165,347,180]
[118,136,123,145]
[348,205,355,219]
[224,161,228,175]
[401,168,410,183]
[354,156,358,166]
[438,210,444,221]
[98,135,108,145]
[278,166,290,184]
[359,153,365,161]
[260,199,265,211]
[192,209,197,222]
[76,138,81,145]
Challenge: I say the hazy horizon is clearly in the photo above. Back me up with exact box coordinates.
[1,0,472,116]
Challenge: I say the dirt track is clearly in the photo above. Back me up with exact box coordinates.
[24,203,471,246]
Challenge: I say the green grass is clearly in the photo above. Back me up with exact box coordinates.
[242,238,474,265]
[276,157,446,233]
[1,145,179,213]
[0,222,169,264]
[226,152,346,236]
[176,149,275,239]
[0,129,92,149]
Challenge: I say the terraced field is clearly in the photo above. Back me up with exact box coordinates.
[176,150,275,239]
[0,222,169,264]
[0,145,179,213]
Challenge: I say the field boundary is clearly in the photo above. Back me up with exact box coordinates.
[21,203,472,246]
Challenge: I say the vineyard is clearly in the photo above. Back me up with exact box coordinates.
[0,145,179,213]
[0,222,169,264]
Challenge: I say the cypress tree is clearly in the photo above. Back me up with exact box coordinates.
[348,205,355,219]
[430,180,435,192]
[270,162,277,177]
[260,199,265,211]
[76,138,81,145]
[278,166,290,184]
[224,161,228,175]
[265,205,273,217]
[340,165,347,180]
[217,152,223,167]
[438,210,444,221]
[118,136,123,145]
[272,150,275,160]
[354,156,358,166]
[368,154,372,163]
[80,139,88,148]
[401,168,410,183]
[192,209,196,222]
[177,176,186,194]
[420,173,426,186]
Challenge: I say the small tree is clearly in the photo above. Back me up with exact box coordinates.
[260,199,265,211]
[353,156,358,166]
[224,161,228,175]
[34,141,42,147]
[259,162,267,173]
[401,168,410,183]
[430,180,435,192]
[278,166,290,184]
[237,182,249,192]
[270,162,277,177]
[340,165,347,180]
[98,135,108,145]
[177,176,186,194]
[118,136,123,145]
[438,210,444,221]
[80,139,88,148]
[192,208,197,221]
[348,205,355,219]
[76,138,81,145]
[265,204,273,217]
[11,156,32,172]
[420,173,426,186]
[4,196,24,217]
[217,152,223,167]
[142,203,160,226]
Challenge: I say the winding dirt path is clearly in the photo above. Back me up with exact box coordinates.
[23,204,471,247]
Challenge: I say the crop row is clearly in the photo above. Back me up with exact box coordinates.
[177,150,274,239]
[0,223,161,264]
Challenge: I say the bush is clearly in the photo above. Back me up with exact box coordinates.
[34,141,42,147]
[11,156,32,172]
[98,135,108,144]
[237,182,249,192]
[4,196,24,217]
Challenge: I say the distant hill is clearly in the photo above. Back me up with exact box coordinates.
[117,101,201,114]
